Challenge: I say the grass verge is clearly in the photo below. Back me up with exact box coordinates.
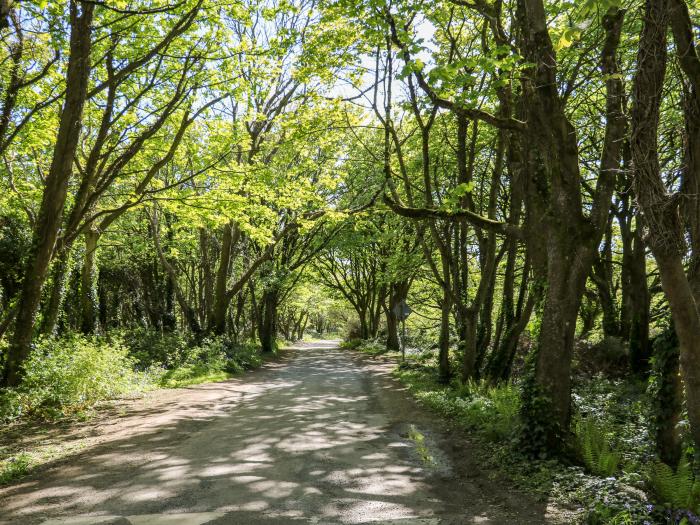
[0,333,271,486]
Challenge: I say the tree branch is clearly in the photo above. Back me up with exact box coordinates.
[383,193,522,238]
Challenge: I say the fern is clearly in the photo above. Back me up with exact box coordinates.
[454,379,520,439]
[648,461,700,512]
[575,418,621,477]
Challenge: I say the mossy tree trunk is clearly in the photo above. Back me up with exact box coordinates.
[651,328,683,467]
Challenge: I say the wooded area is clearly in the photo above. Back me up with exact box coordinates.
[2,0,700,522]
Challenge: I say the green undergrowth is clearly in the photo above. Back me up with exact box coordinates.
[392,365,521,443]
[340,338,401,357]
[156,338,263,389]
[648,461,700,513]
[0,331,266,424]
[575,417,622,477]
[340,338,382,354]
[0,452,30,484]
[388,353,663,524]
[0,335,153,423]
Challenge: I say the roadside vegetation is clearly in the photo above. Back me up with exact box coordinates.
[0,333,268,425]
[0,331,272,485]
[345,336,697,524]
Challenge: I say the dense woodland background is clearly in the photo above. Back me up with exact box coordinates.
[2,0,700,522]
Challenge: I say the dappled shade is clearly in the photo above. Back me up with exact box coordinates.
[0,346,548,524]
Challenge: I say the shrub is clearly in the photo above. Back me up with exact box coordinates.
[356,339,387,356]
[394,361,661,524]
[157,337,263,388]
[345,321,363,341]
[119,328,191,369]
[158,337,227,388]
[0,331,267,423]
[0,334,152,421]
[572,376,653,471]
[394,370,520,441]
[224,341,263,370]
[575,418,621,477]
[402,328,439,353]
[340,338,363,350]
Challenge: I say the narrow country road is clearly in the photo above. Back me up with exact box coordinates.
[0,342,556,525]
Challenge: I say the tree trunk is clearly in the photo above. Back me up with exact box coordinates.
[492,238,520,360]
[517,3,625,452]
[359,310,369,340]
[386,281,409,351]
[199,228,214,328]
[210,222,236,335]
[97,267,108,331]
[626,226,651,374]
[669,0,700,303]
[293,311,307,341]
[259,288,278,353]
[368,283,386,339]
[683,90,700,304]
[631,0,700,452]
[385,300,400,351]
[475,276,496,376]
[39,249,71,337]
[579,289,600,339]
[651,327,683,467]
[150,213,202,336]
[656,254,700,450]
[232,289,246,343]
[459,308,478,382]
[2,1,94,387]
[530,248,588,444]
[79,229,99,334]
[591,221,620,338]
[163,267,176,331]
[438,280,452,384]
[140,261,160,329]
[486,289,537,384]
[249,281,258,341]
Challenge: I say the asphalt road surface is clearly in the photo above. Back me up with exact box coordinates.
[0,341,556,524]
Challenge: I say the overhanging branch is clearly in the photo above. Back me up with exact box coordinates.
[383,193,522,238]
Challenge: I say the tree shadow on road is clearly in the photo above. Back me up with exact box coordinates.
[0,348,551,525]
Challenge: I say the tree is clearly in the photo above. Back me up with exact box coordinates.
[2,1,94,387]
[630,0,700,455]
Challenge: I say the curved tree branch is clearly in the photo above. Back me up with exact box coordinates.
[382,193,522,238]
